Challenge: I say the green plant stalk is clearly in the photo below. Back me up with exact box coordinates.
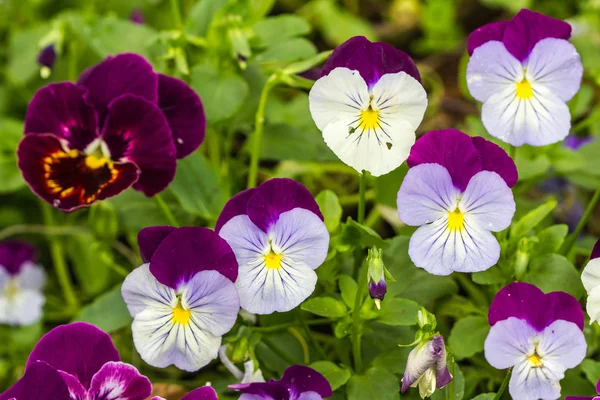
[247,75,278,188]
[561,187,600,255]
[352,266,367,373]
[169,0,183,28]
[0,224,87,241]
[493,369,512,400]
[358,171,367,224]
[154,193,180,227]
[446,355,455,400]
[251,318,336,333]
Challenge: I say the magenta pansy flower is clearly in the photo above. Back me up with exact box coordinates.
[466,9,583,146]
[230,365,333,400]
[484,282,586,400]
[215,178,329,315]
[0,241,46,326]
[121,226,239,372]
[309,36,427,176]
[396,129,516,275]
[581,239,600,323]
[18,53,205,211]
[401,335,452,398]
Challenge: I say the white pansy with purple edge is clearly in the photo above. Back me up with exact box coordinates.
[121,226,240,372]
[484,282,587,400]
[402,335,452,398]
[215,178,329,315]
[581,239,600,323]
[396,129,516,275]
[466,9,583,146]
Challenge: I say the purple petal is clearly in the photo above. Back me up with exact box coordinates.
[565,397,596,400]
[0,241,36,275]
[564,135,594,150]
[246,178,323,232]
[214,188,255,233]
[181,386,219,400]
[402,337,444,392]
[101,94,176,197]
[137,226,177,263]
[488,282,584,331]
[321,36,420,86]
[467,21,508,56]
[369,280,387,301]
[158,74,206,159]
[79,53,158,123]
[281,365,332,398]
[0,361,71,400]
[597,378,600,394]
[503,9,572,62]
[24,83,99,151]
[149,227,238,289]
[592,239,600,260]
[229,381,290,398]
[407,129,482,192]
[88,361,152,400]
[37,45,57,69]
[130,9,144,24]
[471,137,517,188]
[27,322,120,389]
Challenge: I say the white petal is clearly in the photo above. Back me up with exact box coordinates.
[121,264,176,317]
[586,286,600,324]
[537,320,586,370]
[484,317,535,369]
[0,290,44,326]
[219,215,269,268]
[370,71,427,129]
[582,258,600,293]
[17,262,46,291]
[509,359,561,400]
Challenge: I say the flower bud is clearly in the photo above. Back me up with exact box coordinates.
[37,45,56,79]
[401,335,452,398]
[366,247,386,309]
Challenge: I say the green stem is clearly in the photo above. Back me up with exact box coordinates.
[446,355,455,400]
[169,0,183,28]
[352,266,366,372]
[251,318,336,333]
[247,74,278,188]
[0,224,87,241]
[493,369,512,400]
[298,310,328,360]
[207,129,221,167]
[40,203,79,311]
[358,171,367,224]
[68,41,78,81]
[561,187,600,255]
[154,194,180,227]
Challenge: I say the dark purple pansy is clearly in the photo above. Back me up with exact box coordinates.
[0,361,71,400]
[181,387,218,400]
[0,241,36,275]
[468,8,571,61]
[18,53,205,212]
[321,36,420,87]
[564,134,594,150]
[37,45,56,69]
[407,129,518,191]
[230,365,332,400]
[488,282,584,331]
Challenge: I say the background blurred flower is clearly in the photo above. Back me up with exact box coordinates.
[401,335,452,398]
[581,239,600,322]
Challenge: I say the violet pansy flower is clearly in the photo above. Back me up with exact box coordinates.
[0,241,46,326]
[18,53,205,211]
[466,9,583,146]
[215,178,329,315]
[121,226,240,372]
[308,36,427,176]
[230,365,332,400]
[484,282,586,400]
[401,335,452,398]
[581,239,600,323]
[565,379,600,400]
[396,129,516,275]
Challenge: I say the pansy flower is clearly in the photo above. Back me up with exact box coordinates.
[215,178,329,314]
[308,36,427,176]
[402,335,452,398]
[580,239,600,323]
[2,322,153,400]
[230,365,332,400]
[121,226,239,372]
[565,379,600,400]
[19,53,205,211]
[0,241,46,326]
[484,282,586,400]
[396,129,516,275]
[466,9,583,146]
[0,361,71,400]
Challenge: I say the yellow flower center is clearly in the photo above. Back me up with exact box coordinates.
[172,299,191,325]
[84,153,112,169]
[264,251,283,269]
[359,107,380,131]
[516,79,533,99]
[447,209,465,231]
[528,353,543,368]
[4,280,19,299]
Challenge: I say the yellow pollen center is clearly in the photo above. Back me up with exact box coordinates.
[172,301,191,325]
[447,209,465,231]
[4,280,19,299]
[516,79,533,99]
[84,153,111,169]
[264,251,283,269]
[359,107,380,131]
[528,353,543,368]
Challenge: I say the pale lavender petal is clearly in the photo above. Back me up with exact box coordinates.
[509,360,561,400]
[537,320,587,369]
[88,361,152,400]
[484,317,535,369]
[401,336,446,392]
[121,264,175,317]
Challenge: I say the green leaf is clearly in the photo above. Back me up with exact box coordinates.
[531,224,568,256]
[185,0,230,37]
[74,286,132,333]
[472,265,506,285]
[301,296,347,318]
[254,38,317,65]
[66,234,111,297]
[581,359,600,387]
[514,148,551,180]
[480,0,531,13]
[0,323,43,353]
[310,361,352,391]
[316,190,343,233]
[338,275,358,309]
[470,395,495,400]
[510,200,557,239]
[261,123,336,162]
[0,118,25,193]
[337,218,388,250]
[551,147,586,173]
[191,64,249,123]
[377,298,420,326]
[374,164,408,208]
[7,24,50,84]
[448,316,490,360]
[347,367,399,400]
[85,17,158,58]
[252,15,311,48]
[307,0,377,46]
[523,254,584,299]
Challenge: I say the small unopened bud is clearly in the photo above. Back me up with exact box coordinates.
[366,247,387,308]
[37,45,56,79]
[417,307,437,331]
[401,335,452,398]
[130,8,144,24]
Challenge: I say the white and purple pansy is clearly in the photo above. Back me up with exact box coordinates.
[0,241,46,326]
[484,282,586,400]
[215,178,329,315]
[580,239,600,323]
[308,36,427,176]
[1,322,152,400]
[466,9,583,146]
[229,365,333,400]
[122,226,240,372]
[401,335,452,398]
[396,129,517,275]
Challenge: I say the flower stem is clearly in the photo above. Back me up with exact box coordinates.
[561,187,600,255]
[251,318,336,333]
[0,224,87,241]
[169,0,183,28]
[493,368,512,400]
[358,171,367,224]
[247,74,278,189]
[352,265,366,373]
[154,193,180,227]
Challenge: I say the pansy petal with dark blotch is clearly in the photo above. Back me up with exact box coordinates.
[87,361,152,400]
[0,241,36,275]
[24,83,99,151]
[18,134,139,212]
[0,361,71,400]
[101,94,176,197]
[181,386,219,400]
[158,74,206,158]
[137,226,177,263]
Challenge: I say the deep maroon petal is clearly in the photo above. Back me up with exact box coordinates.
[214,188,255,233]
[79,53,158,123]
[280,365,332,398]
[591,239,600,260]
[158,74,206,159]
[149,227,238,289]
[229,381,289,399]
[246,178,323,232]
[503,9,572,62]
[0,241,36,275]
[101,94,176,197]
[471,137,518,188]
[26,322,120,390]
[18,134,140,212]
[0,361,71,400]
[368,280,386,301]
[181,386,219,400]
[321,36,421,86]
[467,21,508,56]
[138,226,177,263]
[24,83,99,151]
[88,361,152,400]
[488,282,584,331]
[407,129,482,192]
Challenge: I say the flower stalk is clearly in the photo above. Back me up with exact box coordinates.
[561,187,600,256]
